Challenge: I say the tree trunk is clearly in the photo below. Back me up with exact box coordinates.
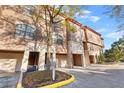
[51,23,56,81]
[66,20,73,68]
[46,32,51,70]
[46,21,56,80]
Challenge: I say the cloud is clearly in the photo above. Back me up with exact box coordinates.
[80,15,100,23]
[83,10,92,14]
[96,28,106,33]
[75,10,100,23]
[80,15,89,19]
[89,16,100,23]
[74,10,92,18]
[105,31,123,40]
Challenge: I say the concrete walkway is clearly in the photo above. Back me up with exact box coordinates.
[0,72,20,88]
[60,63,124,88]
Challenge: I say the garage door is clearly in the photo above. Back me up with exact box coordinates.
[0,51,24,72]
[56,54,67,68]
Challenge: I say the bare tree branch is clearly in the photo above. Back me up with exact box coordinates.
[53,5,63,18]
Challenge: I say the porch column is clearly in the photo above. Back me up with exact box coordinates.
[38,48,46,70]
[81,53,86,68]
[84,50,90,66]
[82,43,88,68]
[52,53,56,67]
[52,47,56,62]
[93,55,97,64]
[21,49,29,72]
[52,47,56,68]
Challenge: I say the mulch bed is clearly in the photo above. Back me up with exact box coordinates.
[22,70,71,88]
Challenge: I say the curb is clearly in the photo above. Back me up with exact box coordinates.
[16,83,22,88]
[106,64,119,67]
[16,74,75,88]
[41,75,75,88]
[16,72,23,88]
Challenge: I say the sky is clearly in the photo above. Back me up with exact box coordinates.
[74,5,123,50]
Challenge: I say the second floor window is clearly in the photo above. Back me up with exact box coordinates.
[89,44,94,51]
[15,24,35,39]
[53,33,64,45]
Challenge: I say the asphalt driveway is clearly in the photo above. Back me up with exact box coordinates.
[0,63,124,88]
[61,63,124,88]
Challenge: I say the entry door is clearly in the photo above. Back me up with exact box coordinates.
[28,52,39,66]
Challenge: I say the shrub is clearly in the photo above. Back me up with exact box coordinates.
[98,53,105,64]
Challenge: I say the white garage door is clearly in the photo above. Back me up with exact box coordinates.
[56,54,68,68]
[0,51,24,72]
[0,59,17,72]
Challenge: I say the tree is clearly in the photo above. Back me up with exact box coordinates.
[42,5,84,80]
[105,6,124,31]
[104,49,113,62]
[104,6,124,63]
[98,52,105,64]
[104,36,124,63]
[61,6,83,68]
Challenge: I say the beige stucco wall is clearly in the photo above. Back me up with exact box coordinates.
[0,5,104,70]
[0,6,47,51]
[88,43,102,56]
[68,22,84,54]
[70,41,83,54]
[0,51,24,72]
[0,6,29,51]
[86,29,103,46]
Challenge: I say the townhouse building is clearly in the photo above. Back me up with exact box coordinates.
[0,5,104,72]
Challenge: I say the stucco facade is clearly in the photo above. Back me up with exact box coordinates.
[0,5,104,72]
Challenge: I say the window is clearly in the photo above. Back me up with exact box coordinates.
[53,33,63,45]
[89,44,94,51]
[53,22,64,32]
[23,5,35,16]
[15,24,36,39]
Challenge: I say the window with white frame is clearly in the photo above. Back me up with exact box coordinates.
[15,23,36,39]
[52,32,63,45]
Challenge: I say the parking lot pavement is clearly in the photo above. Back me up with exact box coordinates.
[61,63,124,88]
[0,72,20,88]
